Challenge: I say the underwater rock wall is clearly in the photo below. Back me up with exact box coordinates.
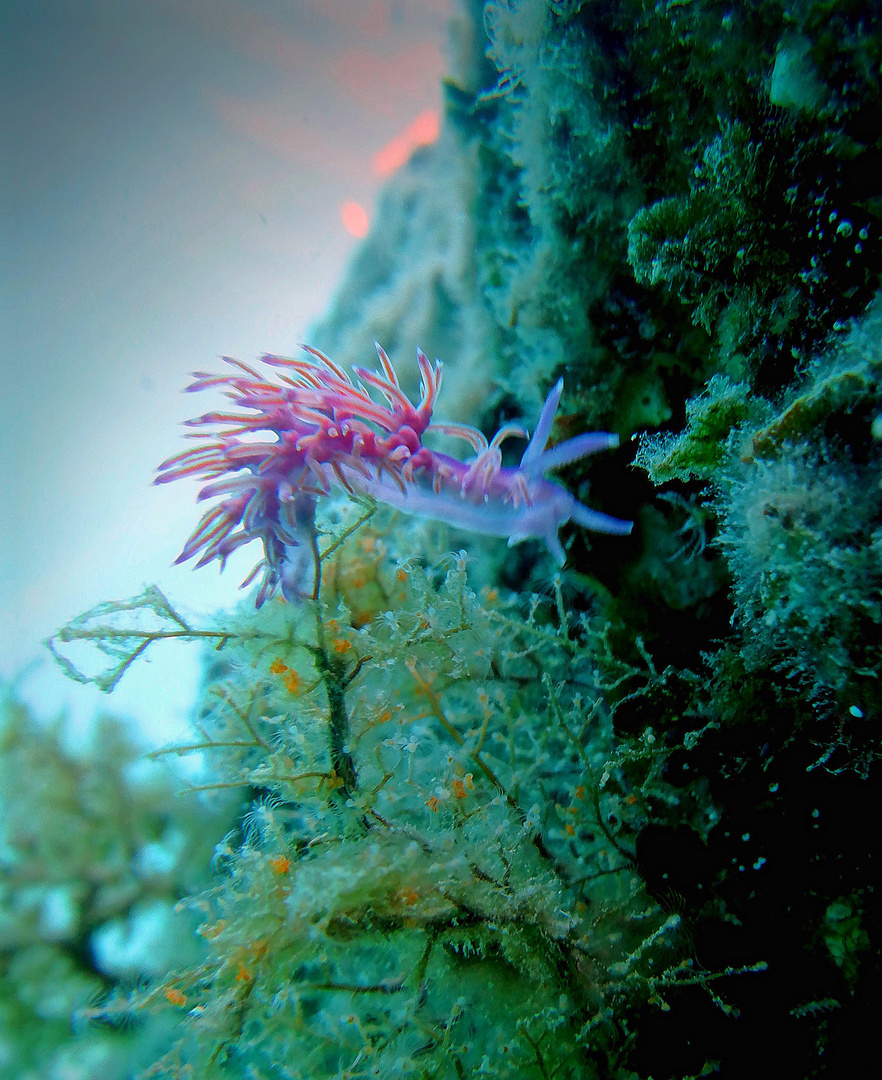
[311,0,882,1073]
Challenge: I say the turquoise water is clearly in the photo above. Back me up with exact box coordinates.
[3,1,880,1077]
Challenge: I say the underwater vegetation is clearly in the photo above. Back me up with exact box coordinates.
[0,694,235,1079]
[40,531,747,1080]
[7,0,881,1077]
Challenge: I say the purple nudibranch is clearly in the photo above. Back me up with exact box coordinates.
[156,344,632,605]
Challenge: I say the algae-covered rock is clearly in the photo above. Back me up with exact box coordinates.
[305,3,882,1074]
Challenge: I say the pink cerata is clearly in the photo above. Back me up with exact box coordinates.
[156,344,632,605]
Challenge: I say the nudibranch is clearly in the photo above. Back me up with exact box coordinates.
[156,344,632,605]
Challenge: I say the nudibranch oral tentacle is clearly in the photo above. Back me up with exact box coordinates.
[156,345,632,605]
